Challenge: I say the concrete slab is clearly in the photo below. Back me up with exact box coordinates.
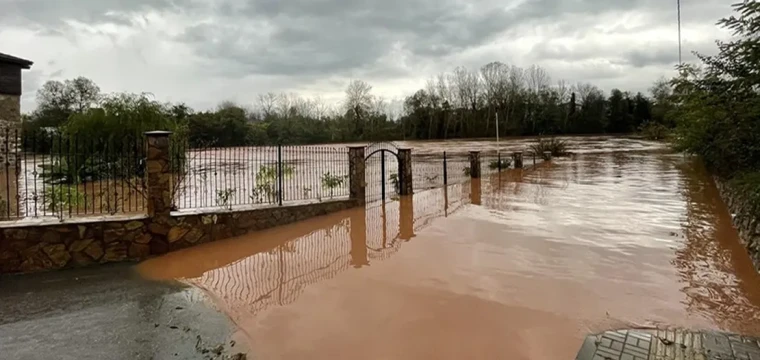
[576,329,760,360]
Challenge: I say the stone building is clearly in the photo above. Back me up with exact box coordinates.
[0,52,33,218]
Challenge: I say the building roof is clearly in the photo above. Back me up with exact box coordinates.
[0,52,33,69]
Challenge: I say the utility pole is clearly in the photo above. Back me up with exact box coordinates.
[677,0,682,66]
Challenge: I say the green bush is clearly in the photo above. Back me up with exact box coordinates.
[321,172,347,198]
[639,122,671,141]
[488,158,512,170]
[669,2,760,178]
[529,136,569,158]
[40,93,189,185]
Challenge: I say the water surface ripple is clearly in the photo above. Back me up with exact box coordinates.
[137,145,760,359]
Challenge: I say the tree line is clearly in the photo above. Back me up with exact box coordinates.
[22,58,675,151]
[669,1,760,195]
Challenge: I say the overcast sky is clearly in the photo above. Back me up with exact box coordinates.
[1,0,733,113]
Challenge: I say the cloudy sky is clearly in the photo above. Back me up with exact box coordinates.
[1,0,733,113]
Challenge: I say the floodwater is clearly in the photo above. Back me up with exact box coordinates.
[136,136,760,359]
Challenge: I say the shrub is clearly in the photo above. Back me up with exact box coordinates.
[529,136,569,158]
[250,164,294,204]
[321,172,346,198]
[488,158,512,170]
[639,122,670,141]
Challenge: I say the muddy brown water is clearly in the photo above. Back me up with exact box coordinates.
[136,137,760,359]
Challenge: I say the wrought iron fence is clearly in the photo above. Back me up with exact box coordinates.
[0,129,146,221]
[170,142,349,211]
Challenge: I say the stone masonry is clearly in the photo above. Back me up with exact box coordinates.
[716,179,760,272]
[513,152,524,168]
[349,146,366,205]
[469,151,482,179]
[398,148,413,196]
[0,195,358,274]
[0,131,366,274]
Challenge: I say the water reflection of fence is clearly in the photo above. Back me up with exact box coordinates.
[184,185,473,321]
[171,143,349,211]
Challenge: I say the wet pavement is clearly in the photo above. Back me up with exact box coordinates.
[0,264,245,360]
[5,137,760,359]
[575,328,760,359]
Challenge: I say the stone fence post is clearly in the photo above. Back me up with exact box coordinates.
[145,131,173,221]
[348,146,366,205]
[513,152,524,168]
[468,151,481,178]
[398,148,413,196]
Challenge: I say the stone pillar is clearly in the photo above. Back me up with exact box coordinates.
[145,131,172,221]
[399,195,415,241]
[398,148,413,196]
[0,84,24,219]
[468,151,481,179]
[512,152,524,168]
[543,151,552,161]
[349,207,368,268]
[348,146,366,205]
[470,178,482,205]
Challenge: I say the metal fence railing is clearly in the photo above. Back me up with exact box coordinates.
[1,129,146,221]
[170,142,349,212]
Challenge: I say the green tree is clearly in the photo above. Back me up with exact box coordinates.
[671,0,760,177]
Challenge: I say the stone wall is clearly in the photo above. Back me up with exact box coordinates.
[715,179,760,271]
[0,93,20,218]
[0,93,21,129]
[0,199,356,274]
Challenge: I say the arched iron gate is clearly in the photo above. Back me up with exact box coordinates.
[364,142,402,203]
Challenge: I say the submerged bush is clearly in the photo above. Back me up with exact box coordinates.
[529,136,569,158]
[639,122,670,141]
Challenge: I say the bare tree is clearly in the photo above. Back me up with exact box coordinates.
[257,92,278,117]
[344,80,373,117]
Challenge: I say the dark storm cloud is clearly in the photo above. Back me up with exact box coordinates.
[171,0,517,78]
[4,0,735,87]
[2,0,179,27]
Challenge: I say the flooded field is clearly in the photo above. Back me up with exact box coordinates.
[135,136,760,359]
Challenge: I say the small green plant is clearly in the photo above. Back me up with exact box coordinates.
[389,173,400,194]
[251,164,294,204]
[321,172,347,198]
[216,188,235,210]
[463,166,471,176]
[529,136,569,158]
[44,185,84,217]
[98,190,120,215]
[488,158,512,170]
